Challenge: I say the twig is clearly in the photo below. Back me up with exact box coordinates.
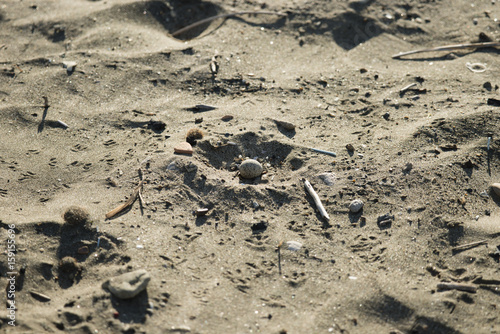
[437,282,477,293]
[303,179,330,221]
[172,11,287,37]
[277,240,283,276]
[400,83,417,93]
[30,290,51,301]
[311,148,337,157]
[105,181,144,219]
[392,41,500,59]
[452,239,487,251]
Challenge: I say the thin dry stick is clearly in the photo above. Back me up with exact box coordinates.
[392,41,500,59]
[437,282,477,293]
[277,240,283,276]
[105,181,144,219]
[304,179,330,221]
[172,11,287,37]
[452,239,487,251]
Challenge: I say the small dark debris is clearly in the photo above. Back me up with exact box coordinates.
[487,98,500,107]
[147,120,166,132]
[377,213,394,224]
[483,82,492,91]
[251,221,268,233]
[462,159,476,169]
[383,112,390,120]
[439,144,458,151]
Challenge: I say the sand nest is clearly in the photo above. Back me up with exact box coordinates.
[1,0,500,333]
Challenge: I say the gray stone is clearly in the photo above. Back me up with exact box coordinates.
[239,159,263,179]
[317,172,335,186]
[349,199,364,213]
[103,269,150,299]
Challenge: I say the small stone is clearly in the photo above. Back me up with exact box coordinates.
[346,144,355,152]
[63,206,90,226]
[317,172,335,186]
[103,269,151,299]
[286,241,302,251]
[491,183,500,197]
[274,120,296,130]
[194,208,209,216]
[239,159,263,179]
[221,115,234,121]
[174,142,193,155]
[383,112,390,120]
[77,246,89,255]
[62,61,77,73]
[349,199,364,213]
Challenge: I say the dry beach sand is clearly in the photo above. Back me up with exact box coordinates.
[1,0,500,333]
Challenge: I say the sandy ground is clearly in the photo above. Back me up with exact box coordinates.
[1,0,500,333]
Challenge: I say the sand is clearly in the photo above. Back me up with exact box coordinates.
[1,0,500,333]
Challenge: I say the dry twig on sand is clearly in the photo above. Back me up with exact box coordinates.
[304,179,330,221]
[172,11,287,37]
[105,180,144,219]
[437,282,477,293]
[452,239,488,251]
[392,41,500,59]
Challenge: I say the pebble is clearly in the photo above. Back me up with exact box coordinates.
[239,159,263,179]
[103,269,151,299]
[346,144,355,152]
[491,183,500,197]
[62,61,77,73]
[349,199,364,213]
[273,119,296,130]
[286,241,302,251]
[63,206,91,226]
[317,172,335,186]
[174,142,193,155]
[77,246,89,255]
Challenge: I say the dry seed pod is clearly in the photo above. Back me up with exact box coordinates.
[63,206,90,226]
[186,128,204,145]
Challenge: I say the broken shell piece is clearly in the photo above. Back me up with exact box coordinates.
[286,241,302,251]
[273,119,295,130]
[491,183,500,197]
[174,142,193,155]
[194,208,209,216]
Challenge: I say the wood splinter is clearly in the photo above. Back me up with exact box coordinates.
[304,179,330,221]
[452,239,487,251]
[105,180,144,219]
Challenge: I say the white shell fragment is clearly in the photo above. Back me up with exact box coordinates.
[286,241,302,251]
[466,62,486,73]
[239,159,263,179]
[349,199,364,213]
